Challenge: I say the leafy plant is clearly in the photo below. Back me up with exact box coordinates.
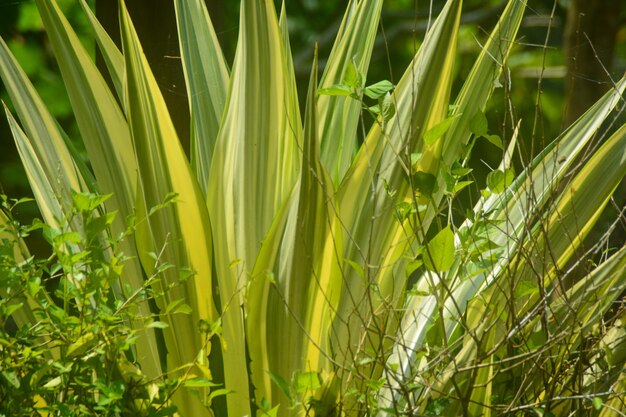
[0,194,180,416]
[1,0,625,416]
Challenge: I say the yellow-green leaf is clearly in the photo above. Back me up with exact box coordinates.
[423,226,455,273]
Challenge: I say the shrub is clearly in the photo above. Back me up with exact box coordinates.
[1,195,179,416]
[1,0,625,416]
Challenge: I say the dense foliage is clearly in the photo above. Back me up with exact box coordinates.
[1,1,625,416]
[1,195,182,416]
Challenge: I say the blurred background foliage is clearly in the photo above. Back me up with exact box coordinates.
[0,0,625,254]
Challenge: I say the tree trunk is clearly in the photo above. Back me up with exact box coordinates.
[563,0,622,127]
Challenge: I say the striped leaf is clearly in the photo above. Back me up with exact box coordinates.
[120,4,216,415]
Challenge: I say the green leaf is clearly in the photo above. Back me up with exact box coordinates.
[183,378,219,388]
[165,299,193,315]
[43,376,61,389]
[411,152,423,166]
[423,226,455,273]
[368,94,396,122]
[0,42,88,228]
[364,80,394,99]
[67,333,96,357]
[147,321,169,329]
[71,191,110,213]
[318,0,383,184]
[452,180,473,194]
[442,0,526,166]
[120,5,217,405]
[484,134,503,149]
[205,2,302,414]
[592,396,603,410]
[35,0,137,225]
[78,0,125,102]
[450,163,472,177]
[346,258,365,278]
[317,84,353,97]
[423,114,460,145]
[486,168,514,193]
[406,259,423,277]
[343,58,363,88]
[174,0,229,195]
[267,371,292,402]
[293,371,321,393]
[259,404,280,417]
[469,110,488,136]
[1,371,20,389]
[208,388,232,402]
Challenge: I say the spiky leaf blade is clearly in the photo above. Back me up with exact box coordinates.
[120,4,216,415]
[174,0,229,195]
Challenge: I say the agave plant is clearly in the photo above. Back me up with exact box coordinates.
[1,0,626,416]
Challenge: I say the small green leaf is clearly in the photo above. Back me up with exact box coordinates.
[2,371,20,389]
[380,92,396,121]
[450,163,472,177]
[486,168,515,193]
[183,378,219,388]
[423,226,455,273]
[484,134,503,149]
[208,388,232,402]
[406,259,423,277]
[259,405,280,417]
[85,213,115,237]
[147,321,169,329]
[43,376,62,389]
[411,152,423,166]
[55,232,82,245]
[3,303,23,318]
[368,94,395,122]
[28,277,41,296]
[469,111,488,136]
[264,270,276,284]
[165,299,193,315]
[395,201,416,222]
[318,84,352,97]
[71,191,111,213]
[592,397,603,411]
[345,259,365,278]
[452,180,473,194]
[423,115,460,145]
[42,226,61,244]
[165,299,183,314]
[368,104,380,115]
[67,333,96,357]
[293,371,321,393]
[174,303,192,315]
[343,58,363,88]
[267,371,292,401]
[364,80,394,99]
